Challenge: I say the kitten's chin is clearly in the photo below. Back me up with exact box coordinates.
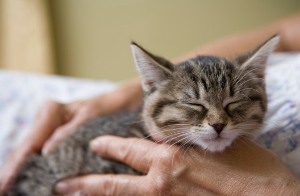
[196,137,235,152]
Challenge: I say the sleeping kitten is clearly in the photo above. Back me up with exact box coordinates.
[2,35,279,196]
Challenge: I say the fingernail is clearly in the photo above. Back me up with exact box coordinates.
[55,182,69,194]
[90,139,100,151]
[41,147,49,156]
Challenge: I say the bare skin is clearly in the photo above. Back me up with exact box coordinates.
[173,12,300,62]
[1,12,300,195]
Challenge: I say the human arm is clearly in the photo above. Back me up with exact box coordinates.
[55,136,300,196]
[173,12,300,63]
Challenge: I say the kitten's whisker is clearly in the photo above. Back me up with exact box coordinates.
[239,131,255,137]
[235,88,258,93]
[252,135,266,145]
[183,137,198,157]
[203,147,210,157]
[157,135,191,167]
[143,127,189,139]
[161,132,190,145]
[236,137,255,152]
[231,123,261,129]
[262,119,294,148]
[124,119,146,125]
[134,128,188,147]
[239,134,265,147]
[263,119,284,130]
[235,78,264,90]
[234,68,258,86]
[232,65,249,85]
[171,137,194,167]
[133,130,188,169]
[142,136,184,171]
[141,132,190,171]
[236,93,251,101]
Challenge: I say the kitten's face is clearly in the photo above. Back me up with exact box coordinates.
[143,57,266,152]
[131,36,279,152]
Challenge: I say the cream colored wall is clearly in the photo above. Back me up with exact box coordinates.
[49,0,300,81]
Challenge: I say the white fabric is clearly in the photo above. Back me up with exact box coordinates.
[259,53,300,177]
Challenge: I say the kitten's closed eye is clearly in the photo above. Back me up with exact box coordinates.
[180,100,206,109]
[180,101,207,111]
[225,101,248,111]
[187,103,205,107]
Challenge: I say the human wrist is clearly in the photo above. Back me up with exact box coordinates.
[15,142,37,156]
[279,25,295,52]
[118,78,143,111]
[21,134,50,154]
[102,78,142,112]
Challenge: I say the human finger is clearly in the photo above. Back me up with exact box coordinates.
[41,120,81,156]
[90,136,164,173]
[55,174,146,196]
[0,147,32,195]
[42,101,101,156]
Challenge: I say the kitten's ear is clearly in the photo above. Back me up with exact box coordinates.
[235,35,280,78]
[131,42,174,92]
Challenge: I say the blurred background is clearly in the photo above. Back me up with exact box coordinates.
[0,0,299,81]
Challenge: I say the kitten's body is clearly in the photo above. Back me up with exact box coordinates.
[5,112,145,196]
[2,36,279,196]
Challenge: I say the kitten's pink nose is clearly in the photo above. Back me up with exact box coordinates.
[210,123,226,134]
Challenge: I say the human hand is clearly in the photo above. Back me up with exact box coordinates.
[0,99,103,194]
[0,100,66,194]
[0,78,143,195]
[55,136,300,196]
[41,98,105,155]
[43,77,142,155]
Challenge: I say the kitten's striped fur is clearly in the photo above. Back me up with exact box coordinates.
[2,35,279,196]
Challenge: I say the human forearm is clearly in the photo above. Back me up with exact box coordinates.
[173,12,300,63]
[92,77,143,114]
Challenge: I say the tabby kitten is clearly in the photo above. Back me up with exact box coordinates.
[2,35,279,196]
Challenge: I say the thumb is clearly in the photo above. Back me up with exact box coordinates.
[55,174,146,196]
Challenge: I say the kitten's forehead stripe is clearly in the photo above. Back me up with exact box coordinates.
[184,65,200,99]
[230,86,234,97]
[176,56,237,96]
[201,77,209,92]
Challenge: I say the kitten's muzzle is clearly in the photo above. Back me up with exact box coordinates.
[210,123,226,134]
